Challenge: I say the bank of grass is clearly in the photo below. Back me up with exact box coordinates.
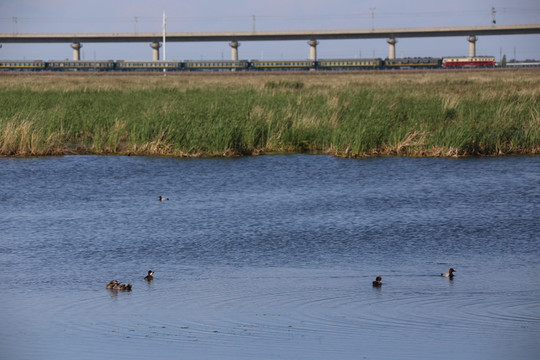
[1,70,539,157]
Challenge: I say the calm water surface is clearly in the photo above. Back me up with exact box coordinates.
[1,155,539,359]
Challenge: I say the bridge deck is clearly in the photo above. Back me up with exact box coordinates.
[1,24,539,43]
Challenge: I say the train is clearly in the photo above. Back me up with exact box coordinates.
[0,56,498,72]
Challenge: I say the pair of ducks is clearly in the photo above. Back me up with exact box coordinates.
[372,268,455,287]
[105,270,154,291]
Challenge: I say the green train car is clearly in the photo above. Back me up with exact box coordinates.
[250,60,316,71]
[183,60,249,71]
[383,57,442,69]
[115,60,182,71]
[47,60,115,71]
[0,60,46,71]
[317,58,383,70]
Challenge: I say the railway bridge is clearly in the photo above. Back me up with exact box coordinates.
[1,24,539,61]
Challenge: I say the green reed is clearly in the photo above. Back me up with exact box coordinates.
[1,72,539,157]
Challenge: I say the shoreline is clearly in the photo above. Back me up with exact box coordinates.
[2,145,539,159]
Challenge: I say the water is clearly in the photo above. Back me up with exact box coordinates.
[1,154,539,360]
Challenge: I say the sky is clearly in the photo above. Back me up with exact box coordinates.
[0,0,539,61]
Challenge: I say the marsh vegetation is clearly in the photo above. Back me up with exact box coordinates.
[1,70,539,157]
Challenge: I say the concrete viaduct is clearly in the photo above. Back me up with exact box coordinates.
[1,24,539,61]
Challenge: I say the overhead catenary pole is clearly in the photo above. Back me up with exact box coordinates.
[162,11,166,61]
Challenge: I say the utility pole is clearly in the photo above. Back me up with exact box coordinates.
[491,7,496,25]
[162,11,167,76]
[370,8,375,30]
[162,11,166,61]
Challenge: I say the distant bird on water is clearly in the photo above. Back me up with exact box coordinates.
[159,196,169,201]
[106,280,132,291]
[105,280,118,289]
[372,276,382,287]
[113,283,132,291]
[441,268,455,278]
[144,270,154,281]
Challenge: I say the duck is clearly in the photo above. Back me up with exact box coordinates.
[105,280,118,289]
[106,280,132,291]
[441,268,455,278]
[144,270,154,281]
[113,283,132,291]
[158,196,169,201]
[372,276,382,287]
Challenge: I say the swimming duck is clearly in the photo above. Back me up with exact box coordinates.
[158,196,169,201]
[106,280,132,291]
[441,268,455,278]
[113,283,132,291]
[372,276,382,287]
[106,280,118,289]
[144,270,154,281]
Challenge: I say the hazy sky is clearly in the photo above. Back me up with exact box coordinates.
[1,0,539,61]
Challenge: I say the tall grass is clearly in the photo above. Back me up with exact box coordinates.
[1,70,539,157]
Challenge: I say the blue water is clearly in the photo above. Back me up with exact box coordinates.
[1,155,539,359]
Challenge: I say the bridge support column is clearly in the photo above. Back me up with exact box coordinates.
[308,39,319,61]
[150,42,161,61]
[387,38,397,59]
[229,40,240,61]
[71,42,82,61]
[468,35,477,57]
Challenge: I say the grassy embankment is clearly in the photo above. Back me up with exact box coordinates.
[0,70,539,157]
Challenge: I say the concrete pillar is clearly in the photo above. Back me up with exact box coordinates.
[229,40,240,61]
[468,35,477,57]
[150,42,161,61]
[71,42,82,61]
[308,39,319,61]
[387,38,397,59]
